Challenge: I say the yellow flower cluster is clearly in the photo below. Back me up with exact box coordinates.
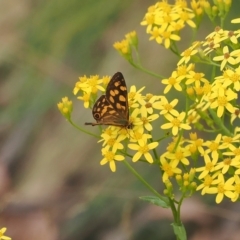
[113,31,138,61]
[73,74,110,108]
[57,97,73,120]
[140,0,197,48]
[195,131,240,203]
[157,19,240,203]
[98,84,161,172]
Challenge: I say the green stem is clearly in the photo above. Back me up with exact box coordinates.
[208,109,233,137]
[130,61,165,79]
[123,160,166,201]
[68,119,100,139]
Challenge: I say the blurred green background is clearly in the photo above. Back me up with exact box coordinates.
[1,0,240,240]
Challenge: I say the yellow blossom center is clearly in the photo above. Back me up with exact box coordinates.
[134,132,143,140]
[139,145,149,154]
[103,129,113,136]
[183,49,192,57]
[145,102,152,108]
[204,175,213,186]
[175,151,183,160]
[194,72,202,80]
[162,164,174,177]
[209,142,219,151]
[107,138,116,146]
[104,151,114,161]
[224,52,230,59]
[206,162,214,171]
[195,139,203,147]
[168,77,176,85]
[230,73,239,82]
[223,158,231,165]
[217,96,227,106]
[217,184,225,193]
[164,103,173,111]
[222,137,232,144]
[141,117,149,124]
[180,12,189,21]
[172,118,181,127]
[162,31,171,39]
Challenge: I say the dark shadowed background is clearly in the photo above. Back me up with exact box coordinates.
[1,0,240,240]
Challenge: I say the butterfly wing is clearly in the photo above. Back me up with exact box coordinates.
[91,95,126,125]
[85,72,130,127]
[105,72,129,121]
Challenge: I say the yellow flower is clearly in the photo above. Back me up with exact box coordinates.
[57,97,73,120]
[0,228,11,240]
[137,109,159,131]
[215,157,240,174]
[161,112,191,136]
[161,71,184,93]
[100,133,124,153]
[138,95,162,115]
[196,154,218,179]
[205,173,235,204]
[177,45,198,65]
[216,67,240,91]
[77,92,91,108]
[196,173,219,195]
[128,85,145,108]
[209,83,237,117]
[140,12,155,33]
[113,39,132,60]
[153,97,179,117]
[149,26,163,44]
[128,136,158,163]
[176,63,195,78]
[159,25,181,48]
[160,156,182,182]
[177,9,196,28]
[213,46,240,70]
[220,134,240,150]
[125,31,138,48]
[100,148,125,172]
[185,70,209,87]
[186,132,204,155]
[203,134,222,161]
[165,146,191,165]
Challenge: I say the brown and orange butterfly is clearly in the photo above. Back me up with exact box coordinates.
[85,72,132,128]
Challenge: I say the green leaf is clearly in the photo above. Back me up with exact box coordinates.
[171,222,187,240]
[139,196,170,208]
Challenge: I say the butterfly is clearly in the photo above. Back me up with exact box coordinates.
[85,72,132,128]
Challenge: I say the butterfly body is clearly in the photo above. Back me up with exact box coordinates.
[85,72,132,128]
